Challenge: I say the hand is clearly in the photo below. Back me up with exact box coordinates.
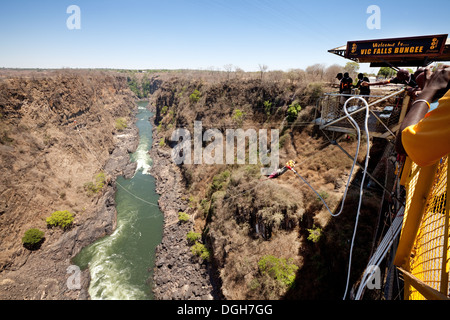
[396,65,449,156]
[419,64,450,101]
[407,87,421,98]
[361,81,369,87]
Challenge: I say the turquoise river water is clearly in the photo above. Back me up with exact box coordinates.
[72,101,164,300]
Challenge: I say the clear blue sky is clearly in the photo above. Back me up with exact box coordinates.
[0,0,449,73]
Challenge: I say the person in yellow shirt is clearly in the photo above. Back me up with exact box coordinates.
[396,65,450,167]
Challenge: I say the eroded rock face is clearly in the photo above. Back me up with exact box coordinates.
[0,70,137,300]
[149,146,217,300]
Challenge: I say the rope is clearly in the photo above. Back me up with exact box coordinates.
[341,97,371,300]
[223,137,337,207]
[290,168,335,214]
[286,97,371,300]
[288,100,366,218]
[115,181,160,208]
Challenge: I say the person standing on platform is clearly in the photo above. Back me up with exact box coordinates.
[338,72,353,107]
[356,73,371,102]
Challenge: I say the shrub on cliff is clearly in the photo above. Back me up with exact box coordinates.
[232,109,245,126]
[46,210,74,230]
[263,100,272,116]
[178,211,190,223]
[22,228,45,250]
[190,242,211,261]
[189,90,201,103]
[307,226,322,243]
[208,170,231,197]
[84,172,106,196]
[257,255,298,289]
[287,101,302,123]
[186,231,201,244]
[115,118,128,131]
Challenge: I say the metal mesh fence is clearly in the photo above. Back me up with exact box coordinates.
[318,90,405,136]
[400,156,449,300]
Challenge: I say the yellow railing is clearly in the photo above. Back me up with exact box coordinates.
[394,155,450,300]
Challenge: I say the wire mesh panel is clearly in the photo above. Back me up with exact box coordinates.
[401,156,449,300]
[409,156,448,299]
[319,89,406,137]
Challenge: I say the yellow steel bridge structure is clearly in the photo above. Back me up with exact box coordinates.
[395,155,449,300]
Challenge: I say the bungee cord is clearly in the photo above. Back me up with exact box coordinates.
[282,97,371,300]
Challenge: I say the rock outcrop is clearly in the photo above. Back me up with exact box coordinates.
[149,141,217,300]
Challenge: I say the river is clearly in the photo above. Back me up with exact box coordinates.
[72,101,163,300]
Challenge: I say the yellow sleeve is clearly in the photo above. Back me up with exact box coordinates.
[402,90,450,167]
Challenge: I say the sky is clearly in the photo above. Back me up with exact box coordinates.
[0,0,449,74]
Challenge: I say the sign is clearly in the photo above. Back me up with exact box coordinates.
[345,34,448,60]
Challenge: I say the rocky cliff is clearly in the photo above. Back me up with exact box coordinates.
[149,145,218,300]
[0,70,137,299]
[148,72,386,300]
[0,69,387,300]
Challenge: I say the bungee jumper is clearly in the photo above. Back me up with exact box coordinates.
[267,160,296,179]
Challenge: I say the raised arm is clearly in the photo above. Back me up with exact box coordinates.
[395,65,450,156]
[361,79,391,87]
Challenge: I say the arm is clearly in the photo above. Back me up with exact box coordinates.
[395,65,450,155]
[362,79,391,87]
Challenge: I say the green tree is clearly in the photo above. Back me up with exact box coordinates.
[307,226,322,243]
[377,67,396,79]
[344,62,360,78]
[84,172,106,196]
[115,118,128,131]
[141,77,153,97]
[208,170,231,196]
[127,76,142,98]
[232,109,245,126]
